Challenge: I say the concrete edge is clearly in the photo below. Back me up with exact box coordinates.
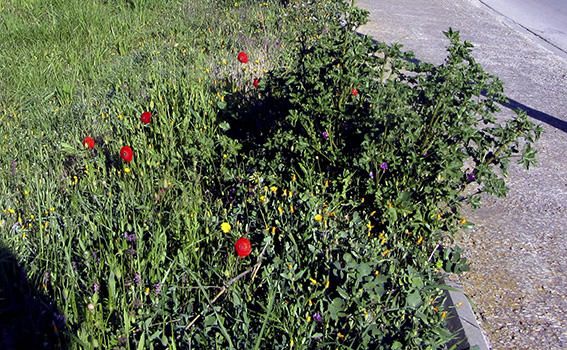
[443,277,491,350]
[467,0,567,62]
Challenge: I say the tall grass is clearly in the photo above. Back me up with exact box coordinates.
[0,0,295,348]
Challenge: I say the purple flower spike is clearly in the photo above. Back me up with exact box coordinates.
[380,162,388,171]
[93,282,100,294]
[134,273,142,286]
[153,283,162,295]
[321,131,329,140]
[313,312,323,323]
[369,171,374,179]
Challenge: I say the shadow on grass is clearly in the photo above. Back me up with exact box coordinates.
[0,245,68,350]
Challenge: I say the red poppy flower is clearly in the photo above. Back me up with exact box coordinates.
[237,51,249,64]
[140,111,152,124]
[351,88,359,97]
[120,146,133,163]
[253,78,260,89]
[83,136,95,150]
[235,237,251,257]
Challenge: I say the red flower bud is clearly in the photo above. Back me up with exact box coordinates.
[237,51,249,64]
[253,78,260,89]
[351,88,359,97]
[235,237,251,257]
[140,111,152,124]
[120,146,133,163]
[83,136,95,150]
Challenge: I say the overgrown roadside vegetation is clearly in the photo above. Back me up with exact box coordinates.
[0,0,541,349]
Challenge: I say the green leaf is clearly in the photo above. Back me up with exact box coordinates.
[406,291,422,308]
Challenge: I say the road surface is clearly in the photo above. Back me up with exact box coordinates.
[480,0,567,56]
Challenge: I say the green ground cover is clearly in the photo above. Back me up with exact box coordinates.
[0,0,540,349]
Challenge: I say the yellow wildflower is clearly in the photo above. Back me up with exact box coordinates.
[337,332,345,340]
[441,311,447,319]
[220,222,231,233]
[459,217,467,225]
[290,204,295,214]
[309,278,317,285]
[259,195,267,203]
[366,221,374,231]
[382,249,391,257]
[308,299,313,306]
[417,236,424,245]
[7,208,15,215]
[314,214,323,222]
[271,226,277,235]
[145,287,150,296]
[370,211,376,217]
[324,279,330,289]
[270,186,278,193]
[306,314,311,322]
[278,206,284,215]
[124,167,131,174]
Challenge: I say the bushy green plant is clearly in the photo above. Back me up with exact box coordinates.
[211,0,541,348]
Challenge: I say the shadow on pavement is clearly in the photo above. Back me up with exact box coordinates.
[0,245,68,349]
[504,97,567,133]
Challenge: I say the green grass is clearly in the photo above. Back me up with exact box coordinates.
[0,0,295,348]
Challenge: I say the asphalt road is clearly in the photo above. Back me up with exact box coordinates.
[480,0,567,55]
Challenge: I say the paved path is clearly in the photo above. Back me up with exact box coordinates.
[357,1,567,349]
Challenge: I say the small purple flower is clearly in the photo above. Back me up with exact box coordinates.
[321,131,329,140]
[134,273,142,286]
[124,232,136,242]
[153,283,162,295]
[380,162,388,171]
[369,171,374,179]
[93,282,100,294]
[313,312,323,323]
[466,171,476,183]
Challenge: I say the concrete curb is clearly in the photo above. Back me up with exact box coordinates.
[443,277,491,350]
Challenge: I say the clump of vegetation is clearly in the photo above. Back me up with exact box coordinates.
[0,0,540,349]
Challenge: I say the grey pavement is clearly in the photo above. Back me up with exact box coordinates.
[357,0,567,349]
[480,0,567,57]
